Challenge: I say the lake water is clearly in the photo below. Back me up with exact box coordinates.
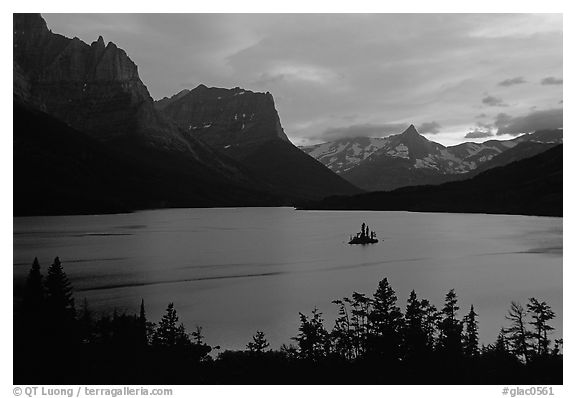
[13,208,562,351]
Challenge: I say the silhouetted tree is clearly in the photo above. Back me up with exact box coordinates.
[463,305,479,358]
[45,257,75,321]
[438,289,463,357]
[152,303,190,349]
[294,308,330,361]
[348,292,372,357]
[331,299,354,360]
[402,290,427,361]
[505,301,532,362]
[421,299,441,350]
[247,331,270,354]
[367,278,403,360]
[526,298,555,356]
[138,299,148,346]
[23,257,44,313]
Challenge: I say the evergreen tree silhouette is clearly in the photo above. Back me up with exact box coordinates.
[247,331,270,354]
[152,303,190,349]
[463,305,479,358]
[438,289,463,357]
[294,308,330,362]
[403,290,427,361]
[45,257,75,321]
[23,257,44,313]
[420,299,440,350]
[138,299,148,346]
[526,298,555,356]
[505,301,532,362]
[367,278,403,360]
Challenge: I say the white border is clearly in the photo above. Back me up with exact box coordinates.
[3,1,572,396]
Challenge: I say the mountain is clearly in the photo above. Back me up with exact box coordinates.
[157,85,360,200]
[13,13,286,215]
[300,145,562,217]
[300,137,390,174]
[301,125,562,191]
[13,101,283,216]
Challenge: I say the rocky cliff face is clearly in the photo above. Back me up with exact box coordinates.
[157,85,290,152]
[13,14,187,150]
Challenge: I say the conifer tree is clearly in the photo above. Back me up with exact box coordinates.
[294,308,330,361]
[45,257,75,320]
[138,299,148,346]
[505,301,531,362]
[247,331,270,354]
[367,278,403,359]
[403,290,427,360]
[152,303,191,349]
[463,305,479,358]
[23,257,44,313]
[526,298,555,356]
[438,289,463,357]
[420,299,440,350]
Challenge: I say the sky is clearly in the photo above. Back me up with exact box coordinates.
[43,13,563,146]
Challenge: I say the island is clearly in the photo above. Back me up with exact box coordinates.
[349,222,379,244]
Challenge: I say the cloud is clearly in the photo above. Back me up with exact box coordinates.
[495,108,563,136]
[498,76,526,87]
[418,121,441,134]
[40,14,562,146]
[541,76,563,85]
[482,95,508,107]
[318,123,408,141]
[475,113,488,118]
[465,129,494,139]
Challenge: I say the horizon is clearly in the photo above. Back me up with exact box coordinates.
[42,13,562,147]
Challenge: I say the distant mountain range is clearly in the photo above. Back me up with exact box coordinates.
[300,145,562,217]
[13,14,358,215]
[301,125,562,191]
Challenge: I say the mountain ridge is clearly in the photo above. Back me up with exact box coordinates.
[301,126,562,191]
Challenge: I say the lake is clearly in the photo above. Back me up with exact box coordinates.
[13,207,562,351]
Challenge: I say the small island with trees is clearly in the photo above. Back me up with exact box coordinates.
[349,222,378,244]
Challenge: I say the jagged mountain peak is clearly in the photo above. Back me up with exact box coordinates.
[402,124,419,135]
[92,35,105,48]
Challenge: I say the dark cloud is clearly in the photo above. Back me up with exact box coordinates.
[475,113,488,118]
[495,108,563,136]
[482,95,508,107]
[418,121,441,134]
[465,130,494,139]
[498,76,526,87]
[541,77,563,85]
[318,123,408,141]
[40,14,562,146]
